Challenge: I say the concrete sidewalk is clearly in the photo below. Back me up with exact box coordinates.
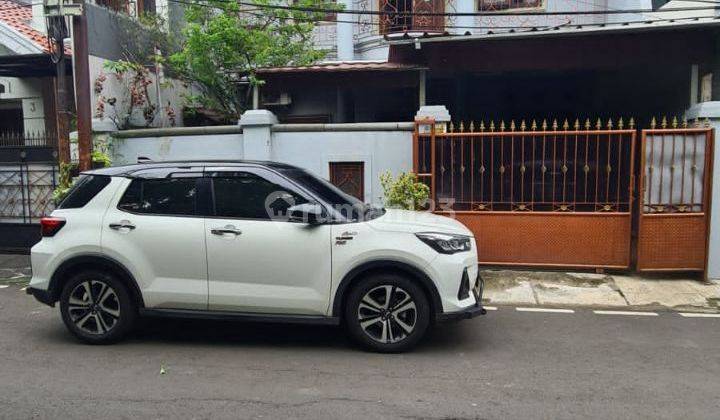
[481,269,720,312]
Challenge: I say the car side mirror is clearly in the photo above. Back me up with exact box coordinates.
[287,203,324,224]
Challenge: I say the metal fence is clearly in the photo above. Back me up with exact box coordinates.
[0,163,57,224]
[416,118,636,213]
[0,132,57,148]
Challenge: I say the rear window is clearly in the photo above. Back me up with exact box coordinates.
[58,175,111,209]
[118,178,198,216]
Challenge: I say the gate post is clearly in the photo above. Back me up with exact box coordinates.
[239,109,277,161]
[415,105,452,205]
[686,102,719,280]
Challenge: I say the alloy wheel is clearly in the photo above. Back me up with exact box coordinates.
[357,285,417,344]
[67,280,121,335]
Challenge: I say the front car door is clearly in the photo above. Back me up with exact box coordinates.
[101,171,208,309]
[204,167,332,315]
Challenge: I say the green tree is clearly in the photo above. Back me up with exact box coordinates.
[170,0,338,122]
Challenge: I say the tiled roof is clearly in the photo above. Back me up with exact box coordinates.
[255,60,426,74]
[0,0,70,55]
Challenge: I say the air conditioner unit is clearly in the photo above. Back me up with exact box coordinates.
[262,92,292,106]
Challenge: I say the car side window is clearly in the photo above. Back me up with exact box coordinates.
[211,172,307,220]
[118,178,198,216]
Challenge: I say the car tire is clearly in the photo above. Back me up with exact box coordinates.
[345,273,431,353]
[59,270,136,344]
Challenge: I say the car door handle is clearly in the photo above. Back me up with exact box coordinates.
[211,225,242,236]
[109,221,136,230]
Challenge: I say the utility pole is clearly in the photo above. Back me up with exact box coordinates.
[45,0,91,170]
[71,0,92,171]
[55,51,70,165]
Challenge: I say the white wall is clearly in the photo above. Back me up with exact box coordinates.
[109,124,414,205]
[272,130,412,204]
[89,55,187,129]
[111,133,244,165]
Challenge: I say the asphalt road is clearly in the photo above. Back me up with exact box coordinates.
[2,284,719,420]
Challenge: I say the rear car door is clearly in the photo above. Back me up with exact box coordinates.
[204,168,332,315]
[101,171,208,309]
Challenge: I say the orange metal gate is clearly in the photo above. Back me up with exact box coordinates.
[637,125,714,272]
[414,118,636,269]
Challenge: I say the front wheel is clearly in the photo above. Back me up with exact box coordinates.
[59,270,136,344]
[345,274,430,353]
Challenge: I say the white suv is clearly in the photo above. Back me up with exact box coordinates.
[27,161,484,352]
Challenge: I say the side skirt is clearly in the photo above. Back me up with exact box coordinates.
[139,308,341,326]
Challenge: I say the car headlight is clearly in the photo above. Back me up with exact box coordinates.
[415,232,472,254]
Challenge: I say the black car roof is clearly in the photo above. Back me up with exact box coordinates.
[83,160,302,178]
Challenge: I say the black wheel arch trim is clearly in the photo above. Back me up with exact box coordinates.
[332,260,443,318]
[48,254,145,308]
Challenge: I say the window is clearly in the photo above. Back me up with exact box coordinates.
[329,162,365,201]
[210,172,307,220]
[58,175,111,209]
[118,178,198,216]
[477,0,542,12]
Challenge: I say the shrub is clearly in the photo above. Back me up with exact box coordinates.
[379,171,430,211]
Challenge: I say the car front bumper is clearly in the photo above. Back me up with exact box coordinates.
[437,272,486,322]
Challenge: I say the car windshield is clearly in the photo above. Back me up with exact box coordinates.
[279,168,384,222]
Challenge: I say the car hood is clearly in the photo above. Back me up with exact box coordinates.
[367,209,473,236]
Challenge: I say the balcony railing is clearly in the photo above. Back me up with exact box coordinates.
[0,132,57,148]
[379,0,445,34]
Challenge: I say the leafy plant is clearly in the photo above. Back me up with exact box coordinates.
[94,13,178,129]
[52,162,78,205]
[169,0,339,122]
[380,171,430,211]
[92,150,112,168]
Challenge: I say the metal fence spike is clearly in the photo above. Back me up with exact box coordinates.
[449,121,455,133]
[618,117,624,129]
[500,120,506,132]
[584,118,591,130]
[510,120,516,131]
[682,117,688,128]
[651,117,657,129]
[489,120,495,131]
[607,118,613,129]
[469,120,475,132]
[520,119,526,131]
[661,116,667,129]
[459,121,465,132]
[542,119,548,130]
[479,120,486,132]
[552,119,558,131]
[574,118,580,130]
[629,117,635,129]
[672,116,678,128]
[595,118,602,130]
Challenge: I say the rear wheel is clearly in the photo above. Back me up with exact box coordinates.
[59,270,136,344]
[345,273,430,353]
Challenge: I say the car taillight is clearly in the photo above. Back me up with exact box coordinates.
[40,217,66,237]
